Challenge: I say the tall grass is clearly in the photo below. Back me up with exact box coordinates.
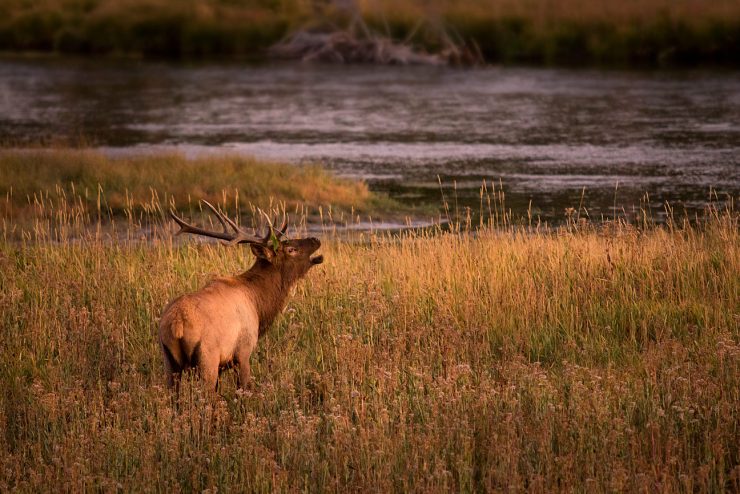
[363,0,740,64]
[0,0,738,65]
[1,170,738,491]
[0,0,303,58]
[0,150,395,231]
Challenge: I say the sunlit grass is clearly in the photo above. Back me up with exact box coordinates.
[0,149,398,230]
[1,170,738,490]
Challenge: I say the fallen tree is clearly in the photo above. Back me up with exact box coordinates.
[270,29,483,65]
[269,1,483,66]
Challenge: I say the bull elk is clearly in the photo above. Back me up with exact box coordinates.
[159,201,323,393]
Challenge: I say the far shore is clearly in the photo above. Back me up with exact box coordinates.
[0,0,738,67]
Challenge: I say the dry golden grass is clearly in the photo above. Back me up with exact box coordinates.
[0,150,393,230]
[0,168,738,490]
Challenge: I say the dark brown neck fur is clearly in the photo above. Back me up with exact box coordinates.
[238,258,301,336]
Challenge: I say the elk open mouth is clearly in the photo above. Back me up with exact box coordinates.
[310,254,324,265]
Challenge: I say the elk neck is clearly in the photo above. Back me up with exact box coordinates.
[238,258,295,336]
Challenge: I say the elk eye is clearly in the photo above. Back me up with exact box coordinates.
[286,246,298,255]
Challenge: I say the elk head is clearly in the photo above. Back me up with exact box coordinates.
[169,200,323,276]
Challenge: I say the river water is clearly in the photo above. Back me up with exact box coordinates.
[1,58,738,224]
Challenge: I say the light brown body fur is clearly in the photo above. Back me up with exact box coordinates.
[159,237,322,392]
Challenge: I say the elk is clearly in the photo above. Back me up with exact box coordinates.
[159,201,323,393]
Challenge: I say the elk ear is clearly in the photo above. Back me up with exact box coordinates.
[250,244,275,261]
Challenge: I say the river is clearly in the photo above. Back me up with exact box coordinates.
[1,58,738,224]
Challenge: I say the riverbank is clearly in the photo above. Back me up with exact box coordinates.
[0,149,406,230]
[0,187,738,490]
[0,0,738,66]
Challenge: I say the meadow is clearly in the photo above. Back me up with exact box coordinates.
[0,0,738,65]
[0,149,395,233]
[0,150,738,491]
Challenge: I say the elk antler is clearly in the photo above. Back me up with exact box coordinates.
[170,200,289,246]
[258,208,288,243]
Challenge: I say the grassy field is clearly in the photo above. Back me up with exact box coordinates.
[0,153,738,491]
[0,0,738,65]
[0,150,398,232]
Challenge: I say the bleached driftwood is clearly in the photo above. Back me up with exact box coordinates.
[269,30,447,65]
[268,1,483,66]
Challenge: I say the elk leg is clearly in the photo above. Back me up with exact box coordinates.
[236,359,253,390]
[235,345,255,390]
[197,352,220,392]
[170,371,182,396]
[162,343,180,388]
[161,343,184,401]
[165,366,181,390]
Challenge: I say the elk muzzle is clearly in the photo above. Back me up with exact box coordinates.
[307,237,324,265]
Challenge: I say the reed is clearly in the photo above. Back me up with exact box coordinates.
[0,166,738,491]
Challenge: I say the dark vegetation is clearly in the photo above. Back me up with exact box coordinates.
[0,0,738,66]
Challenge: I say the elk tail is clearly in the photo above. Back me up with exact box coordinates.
[159,304,189,368]
[170,310,187,339]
